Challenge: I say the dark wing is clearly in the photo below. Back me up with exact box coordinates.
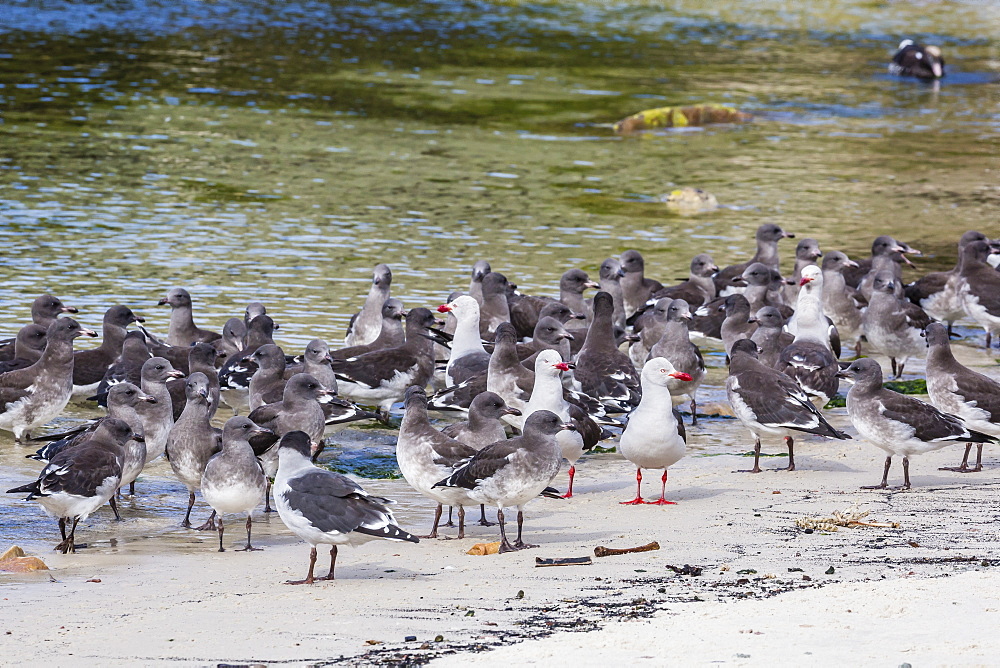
[332,348,419,388]
[878,390,991,443]
[428,373,486,411]
[905,272,948,305]
[427,432,478,468]
[284,469,400,535]
[714,262,749,294]
[842,259,869,288]
[0,357,34,374]
[652,281,708,307]
[27,420,100,462]
[72,349,116,386]
[145,341,190,375]
[247,401,283,432]
[259,382,287,407]
[320,394,379,426]
[690,297,726,339]
[731,365,848,439]
[220,355,257,391]
[574,349,640,412]
[826,318,841,359]
[567,402,604,450]
[433,439,521,490]
[509,294,553,339]
[565,388,607,419]
[0,386,32,413]
[673,408,687,443]
[248,431,280,458]
[951,371,1000,423]
[901,301,931,330]
[965,267,1000,314]
[36,444,122,499]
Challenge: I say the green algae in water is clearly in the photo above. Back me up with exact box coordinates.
[825,381,926,409]
[321,451,402,480]
[825,394,847,409]
[883,379,928,395]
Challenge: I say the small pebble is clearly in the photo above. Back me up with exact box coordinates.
[825,566,835,575]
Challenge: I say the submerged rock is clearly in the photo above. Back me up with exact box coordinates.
[663,187,719,214]
[614,104,752,135]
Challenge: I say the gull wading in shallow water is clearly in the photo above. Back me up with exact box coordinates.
[7,418,135,553]
[201,417,272,552]
[0,317,97,442]
[345,263,393,348]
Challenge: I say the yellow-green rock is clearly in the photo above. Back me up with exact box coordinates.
[664,187,719,214]
[614,104,752,135]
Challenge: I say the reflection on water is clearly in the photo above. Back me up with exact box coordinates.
[1,0,999,554]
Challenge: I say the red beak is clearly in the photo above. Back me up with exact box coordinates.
[554,362,571,371]
[669,372,693,381]
[798,277,813,286]
[437,304,452,313]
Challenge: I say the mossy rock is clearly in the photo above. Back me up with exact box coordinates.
[614,104,752,135]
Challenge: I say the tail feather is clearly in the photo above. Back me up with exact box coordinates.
[354,523,419,543]
[7,481,40,497]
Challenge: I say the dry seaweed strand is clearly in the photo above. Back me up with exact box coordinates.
[795,506,901,532]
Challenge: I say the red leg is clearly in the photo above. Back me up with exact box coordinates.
[561,466,576,498]
[620,468,644,505]
[645,469,676,505]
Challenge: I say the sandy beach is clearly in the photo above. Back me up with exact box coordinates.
[3,338,1000,668]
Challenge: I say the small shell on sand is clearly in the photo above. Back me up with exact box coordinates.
[663,187,719,214]
[467,541,501,556]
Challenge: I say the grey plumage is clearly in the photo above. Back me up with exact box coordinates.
[905,231,988,333]
[139,357,184,465]
[648,299,705,424]
[274,430,417,584]
[727,339,850,473]
[166,372,222,528]
[158,287,221,347]
[0,318,97,442]
[433,410,573,553]
[924,323,1000,472]
[201,417,271,552]
[345,264,392,347]
[0,324,48,374]
[7,417,134,553]
[620,250,663,317]
[841,357,993,489]
[574,292,640,413]
[862,271,930,378]
[714,223,794,295]
[72,305,144,394]
[333,299,405,360]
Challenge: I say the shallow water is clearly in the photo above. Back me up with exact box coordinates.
[1,0,998,553]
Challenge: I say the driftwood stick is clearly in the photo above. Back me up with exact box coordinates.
[594,541,660,558]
